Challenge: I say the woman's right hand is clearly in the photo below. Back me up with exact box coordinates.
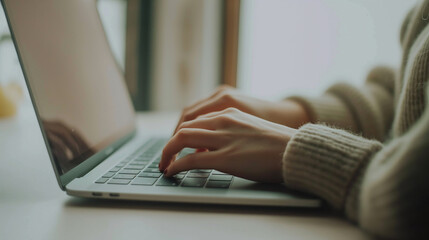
[173,85,311,134]
[161,107,297,182]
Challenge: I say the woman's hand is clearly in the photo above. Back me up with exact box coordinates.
[173,85,310,134]
[160,108,297,183]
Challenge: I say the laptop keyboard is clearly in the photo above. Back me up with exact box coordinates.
[95,138,233,189]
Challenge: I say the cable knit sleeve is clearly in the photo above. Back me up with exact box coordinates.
[283,84,429,239]
[282,124,383,219]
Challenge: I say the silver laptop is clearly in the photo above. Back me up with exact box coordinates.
[2,0,320,207]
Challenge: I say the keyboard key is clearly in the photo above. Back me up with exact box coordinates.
[187,172,210,178]
[132,159,150,164]
[138,172,162,178]
[124,165,145,170]
[190,169,212,173]
[206,180,231,189]
[95,177,109,184]
[131,177,157,186]
[209,175,233,181]
[182,178,207,187]
[212,170,228,175]
[156,177,181,186]
[109,167,121,172]
[116,163,126,167]
[143,168,161,173]
[134,156,154,161]
[113,174,136,180]
[129,162,147,166]
[147,163,159,168]
[124,156,135,161]
[102,172,115,178]
[108,179,131,185]
[119,169,141,175]
[129,140,155,156]
[139,151,156,156]
[174,174,186,179]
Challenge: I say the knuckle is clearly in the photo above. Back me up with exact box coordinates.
[178,121,188,129]
[215,110,240,128]
[176,129,189,139]
[220,92,234,102]
[161,147,168,156]
[217,115,229,122]
[218,107,231,115]
[216,115,232,127]
[182,113,193,122]
[225,107,239,113]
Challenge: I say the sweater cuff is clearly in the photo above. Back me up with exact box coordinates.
[282,124,382,216]
[287,94,358,133]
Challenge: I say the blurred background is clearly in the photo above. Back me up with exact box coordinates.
[0,0,418,112]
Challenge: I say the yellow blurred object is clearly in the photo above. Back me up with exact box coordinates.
[0,82,23,117]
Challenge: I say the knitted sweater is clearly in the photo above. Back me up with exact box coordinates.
[282,1,429,239]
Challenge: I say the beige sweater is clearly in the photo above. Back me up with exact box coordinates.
[282,1,429,239]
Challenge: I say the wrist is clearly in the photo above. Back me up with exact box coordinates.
[272,100,311,128]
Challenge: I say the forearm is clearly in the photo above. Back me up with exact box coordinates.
[269,99,311,129]
[286,94,359,132]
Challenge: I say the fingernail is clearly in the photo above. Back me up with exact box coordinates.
[164,168,169,176]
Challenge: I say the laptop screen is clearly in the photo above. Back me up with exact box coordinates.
[2,0,135,175]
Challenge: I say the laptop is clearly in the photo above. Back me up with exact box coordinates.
[2,0,320,207]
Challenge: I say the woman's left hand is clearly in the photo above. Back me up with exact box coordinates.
[160,108,297,183]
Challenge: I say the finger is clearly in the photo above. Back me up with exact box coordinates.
[164,151,220,177]
[181,94,231,123]
[173,88,237,134]
[194,107,235,119]
[160,129,222,170]
[177,108,239,133]
[172,86,231,134]
[187,86,229,111]
[185,85,230,112]
[178,117,219,131]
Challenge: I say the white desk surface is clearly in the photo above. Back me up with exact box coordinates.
[0,101,372,240]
